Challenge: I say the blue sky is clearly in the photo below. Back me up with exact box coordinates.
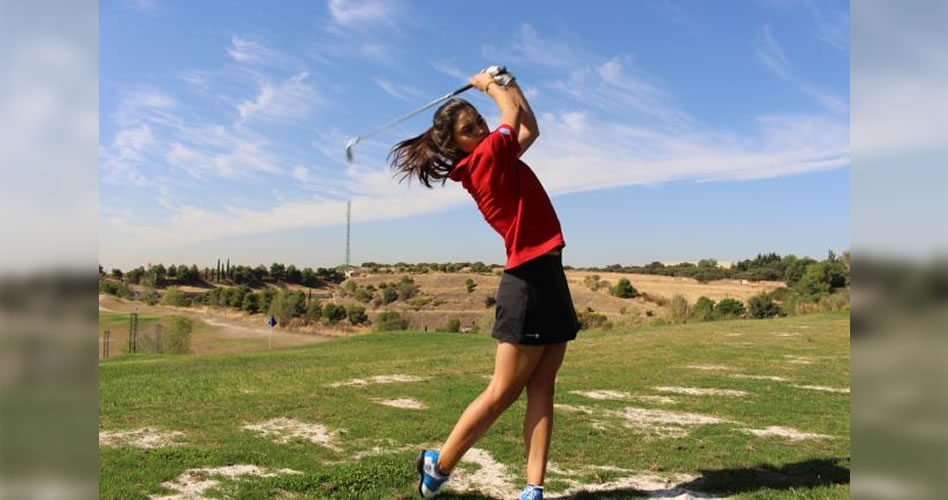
[99,0,850,270]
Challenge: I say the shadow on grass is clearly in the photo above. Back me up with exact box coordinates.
[438,457,850,499]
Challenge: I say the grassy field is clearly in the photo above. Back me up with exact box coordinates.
[99,312,850,499]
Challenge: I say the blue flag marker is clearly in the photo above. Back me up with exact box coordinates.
[269,315,276,328]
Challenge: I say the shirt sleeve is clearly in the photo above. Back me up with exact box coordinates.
[465,125,521,180]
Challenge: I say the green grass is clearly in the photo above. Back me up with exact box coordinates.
[100,312,850,499]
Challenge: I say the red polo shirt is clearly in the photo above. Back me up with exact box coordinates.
[448,124,565,270]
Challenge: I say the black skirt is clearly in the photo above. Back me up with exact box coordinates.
[492,252,581,345]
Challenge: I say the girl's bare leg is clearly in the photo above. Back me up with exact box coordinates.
[437,342,546,473]
[523,342,567,486]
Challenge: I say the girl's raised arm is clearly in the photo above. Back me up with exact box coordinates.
[470,71,521,138]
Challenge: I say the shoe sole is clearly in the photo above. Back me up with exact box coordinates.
[416,450,426,498]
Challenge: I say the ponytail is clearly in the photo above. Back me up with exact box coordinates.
[388,98,473,188]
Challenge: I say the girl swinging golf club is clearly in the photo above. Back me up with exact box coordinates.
[389,68,581,500]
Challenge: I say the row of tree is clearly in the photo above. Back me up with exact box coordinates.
[100,263,346,289]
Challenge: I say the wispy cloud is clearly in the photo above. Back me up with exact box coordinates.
[327,0,394,25]
[755,25,847,114]
[236,72,320,124]
[756,25,791,78]
[227,36,283,65]
[374,77,425,101]
[482,24,583,68]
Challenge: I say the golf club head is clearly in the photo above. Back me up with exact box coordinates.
[345,137,359,163]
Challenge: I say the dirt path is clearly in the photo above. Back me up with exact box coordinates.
[98,295,335,356]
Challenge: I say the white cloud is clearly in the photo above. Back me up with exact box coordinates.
[327,0,393,25]
[292,165,310,182]
[227,36,293,68]
[374,77,425,101]
[237,72,319,123]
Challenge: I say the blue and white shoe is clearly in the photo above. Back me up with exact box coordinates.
[520,484,543,500]
[416,450,449,498]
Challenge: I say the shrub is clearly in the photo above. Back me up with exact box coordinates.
[322,303,347,325]
[715,298,745,319]
[485,294,496,307]
[374,311,409,332]
[354,287,374,303]
[397,277,419,300]
[444,319,461,333]
[161,287,191,307]
[381,287,398,305]
[465,278,477,293]
[748,293,783,319]
[611,278,639,298]
[305,300,322,319]
[407,295,433,310]
[162,317,192,354]
[577,307,610,330]
[242,292,261,314]
[142,290,159,305]
[347,305,368,325]
[691,296,715,321]
[669,295,690,323]
[269,290,306,325]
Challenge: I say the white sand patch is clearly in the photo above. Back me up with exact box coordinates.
[372,398,426,410]
[327,374,430,388]
[149,465,301,500]
[724,333,743,337]
[99,428,185,449]
[554,404,597,415]
[606,407,738,439]
[775,333,800,337]
[787,360,813,364]
[792,385,850,394]
[570,390,678,405]
[685,364,734,371]
[730,374,790,382]
[241,418,343,452]
[739,426,833,441]
[448,448,519,499]
[653,386,749,397]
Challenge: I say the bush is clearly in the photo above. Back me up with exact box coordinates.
[354,287,374,303]
[161,287,191,307]
[407,295,433,310]
[748,293,783,319]
[577,307,610,330]
[669,295,690,323]
[611,278,639,298]
[715,298,745,319]
[322,303,347,325]
[397,277,418,300]
[584,274,603,291]
[484,294,496,307]
[374,311,409,332]
[465,278,477,293]
[305,300,322,319]
[347,305,368,325]
[444,319,461,333]
[142,290,159,305]
[381,287,398,305]
[162,317,192,354]
[269,290,307,325]
[692,296,715,321]
[242,292,261,314]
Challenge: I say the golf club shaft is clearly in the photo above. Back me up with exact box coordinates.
[354,83,473,144]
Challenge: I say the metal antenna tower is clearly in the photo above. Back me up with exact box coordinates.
[345,200,351,274]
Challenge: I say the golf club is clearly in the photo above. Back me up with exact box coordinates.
[345,66,507,163]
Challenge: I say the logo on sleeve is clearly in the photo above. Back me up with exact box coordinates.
[499,127,511,135]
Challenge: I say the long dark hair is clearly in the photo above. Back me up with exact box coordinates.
[388,98,474,188]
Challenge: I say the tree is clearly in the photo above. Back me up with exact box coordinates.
[110,268,123,279]
[347,305,368,325]
[301,267,317,287]
[286,265,302,284]
[270,263,286,281]
[692,296,715,321]
[783,257,817,287]
[715,298,745,318]
[167,264,177,278]
[322,303,347,325]
[611,278,639,298]
[465,278,477,294]
[305,300,323,320]
[748,294,782,319]
[163,317,192,354]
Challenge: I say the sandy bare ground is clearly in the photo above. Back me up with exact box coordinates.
[241,417,344,452]
[739,426,834,441]
[149,465,301,500]
[99,427,185,449]
[99,295,333,355]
